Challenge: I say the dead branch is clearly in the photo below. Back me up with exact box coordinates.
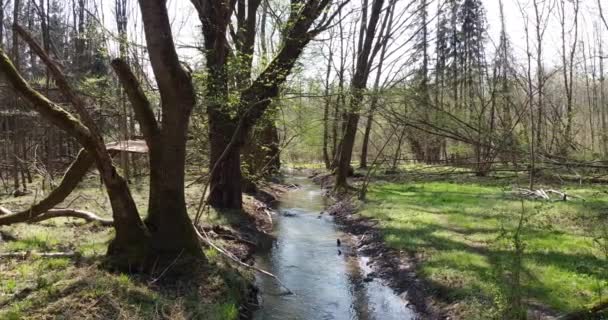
[513,188,582,201]
[0,207,11,215]
[193,224,294,295]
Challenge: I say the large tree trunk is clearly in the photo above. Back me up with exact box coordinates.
[244,119,281,178]
[104,169,151,268]
[193,0,336,208]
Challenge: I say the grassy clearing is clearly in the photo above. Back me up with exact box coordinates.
[0,174,251,320]
[359,170,608,318]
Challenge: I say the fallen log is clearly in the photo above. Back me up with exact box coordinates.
[0,207,113,226]
[29,209,113,226]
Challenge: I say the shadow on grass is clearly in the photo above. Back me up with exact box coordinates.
[364,181,608,316]
[0,254,248,320]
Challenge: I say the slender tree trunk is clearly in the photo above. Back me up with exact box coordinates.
[359,109,374,169]
[322,45,333,169]
[335,0,387,190]
[12,0,21,192]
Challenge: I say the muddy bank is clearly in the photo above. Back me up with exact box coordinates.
[310,172,445,320]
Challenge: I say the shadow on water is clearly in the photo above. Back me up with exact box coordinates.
[253,176,416,320]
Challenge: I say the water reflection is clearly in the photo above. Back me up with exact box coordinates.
[253,176,416,320]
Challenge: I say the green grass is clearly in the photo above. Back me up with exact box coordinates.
[360,179,608,318]
[0,174,251,320]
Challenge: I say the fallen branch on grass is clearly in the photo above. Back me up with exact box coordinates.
[514,188,582,201]
[0,206,11,215]
[29,209,113,226]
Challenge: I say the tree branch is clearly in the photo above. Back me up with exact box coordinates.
[110,58,160,148]
[0,150,94,225]
[13,24,101,137]
[0,50,95,150]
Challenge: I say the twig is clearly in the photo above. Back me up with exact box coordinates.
[150,250,184,284]
[193,224,294,295]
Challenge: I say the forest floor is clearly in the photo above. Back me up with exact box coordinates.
[311,163,608,319]
[0,171,281,320]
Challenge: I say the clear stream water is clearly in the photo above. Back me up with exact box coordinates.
[252,176,417,320]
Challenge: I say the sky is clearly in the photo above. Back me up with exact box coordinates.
[96,0,608,80]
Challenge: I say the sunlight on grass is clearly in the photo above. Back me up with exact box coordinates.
[361,180,608,317]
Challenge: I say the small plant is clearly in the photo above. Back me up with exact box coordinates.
[592,214,608,306]
[496,200,533,320]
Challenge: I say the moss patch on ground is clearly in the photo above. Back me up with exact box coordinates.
[359,170,608,318]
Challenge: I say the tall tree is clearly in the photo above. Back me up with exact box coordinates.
[360,0,397,168]
[558,0,579,155]
[335,0,387,190]
[193,0,345,209]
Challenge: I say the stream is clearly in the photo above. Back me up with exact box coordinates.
[252,176,417,320]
